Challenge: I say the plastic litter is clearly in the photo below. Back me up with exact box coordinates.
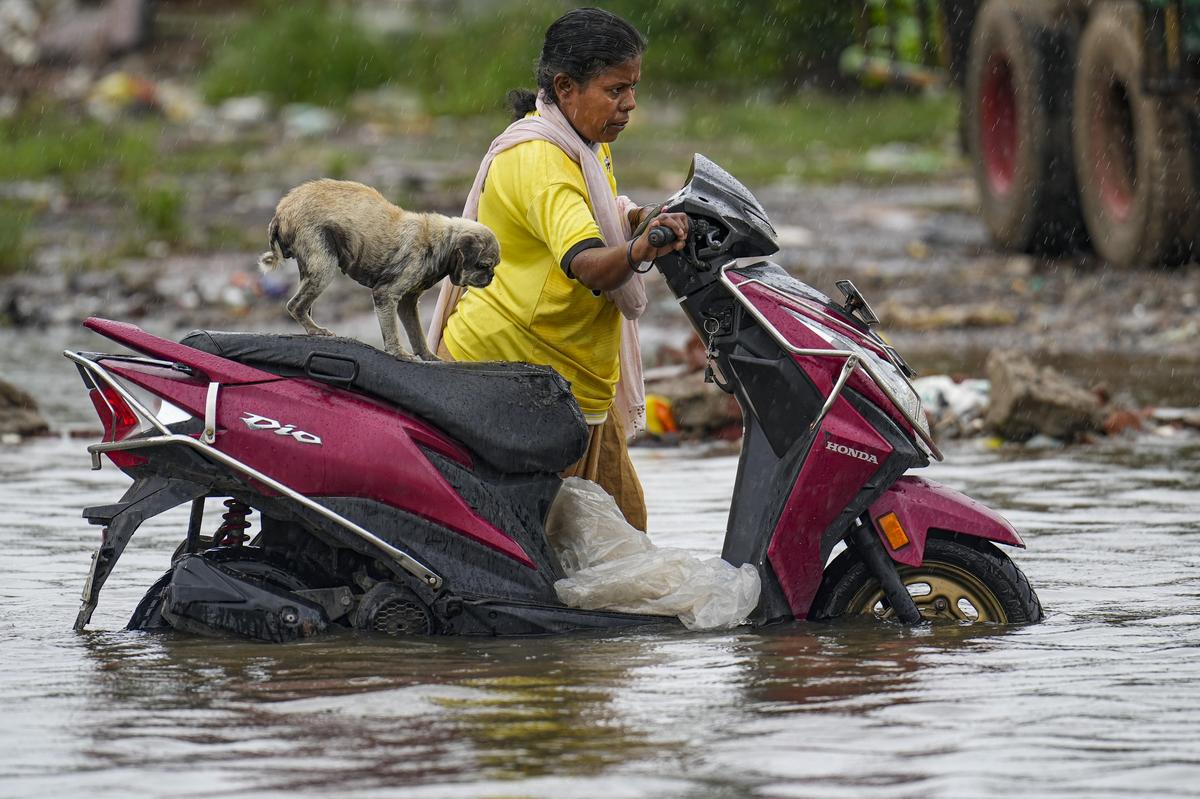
[0,0,40,66]
[914,375,990,438]
[282,103,339,139]
[545,478,760,631]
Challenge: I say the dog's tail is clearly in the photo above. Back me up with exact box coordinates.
[258,215,285,273]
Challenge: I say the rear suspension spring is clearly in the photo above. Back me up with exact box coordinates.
[213,498,252,546]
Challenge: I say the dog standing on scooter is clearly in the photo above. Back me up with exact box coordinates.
[259,179,500,360]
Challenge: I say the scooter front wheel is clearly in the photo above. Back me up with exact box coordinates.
[810,536,1043,624]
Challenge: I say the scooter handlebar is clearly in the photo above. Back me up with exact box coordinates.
[647,225,678,248]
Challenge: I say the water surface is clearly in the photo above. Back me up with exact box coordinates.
[2,434,1199,798]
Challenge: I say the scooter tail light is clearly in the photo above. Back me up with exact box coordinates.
[877,512,910,551]
[85,373,193,469]
[87,384,147,469]
[89,385,140,442]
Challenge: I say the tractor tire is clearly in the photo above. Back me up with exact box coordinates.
[1072,2,1198,267]
[965,0,1085,253]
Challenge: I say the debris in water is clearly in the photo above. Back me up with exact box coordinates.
[984,351,1103,442]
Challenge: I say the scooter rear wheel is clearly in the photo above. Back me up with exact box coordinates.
[810,536,1043,624]
[126,547,310,632]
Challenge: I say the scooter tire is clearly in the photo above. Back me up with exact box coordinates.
[127,569,174,631]
[126,547,310,632]
[809,535,1043,624]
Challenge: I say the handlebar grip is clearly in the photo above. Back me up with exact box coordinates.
[647,226,678,248]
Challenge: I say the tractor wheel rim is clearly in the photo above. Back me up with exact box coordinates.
[849,561,1009,623]
[980,52,1018,196]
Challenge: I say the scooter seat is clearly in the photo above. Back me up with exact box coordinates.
[180,330,589,474]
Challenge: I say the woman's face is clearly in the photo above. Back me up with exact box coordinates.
[554,56,641,144]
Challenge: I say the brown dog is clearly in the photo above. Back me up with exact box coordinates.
[259,179,499,360]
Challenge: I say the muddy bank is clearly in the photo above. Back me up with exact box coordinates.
[752,181,1200,361]
[8,177,1199,354]
[3,175,1198,426]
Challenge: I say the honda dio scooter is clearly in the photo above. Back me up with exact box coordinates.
[67,155,1042,642]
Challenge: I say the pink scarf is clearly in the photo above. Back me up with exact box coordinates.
[426,91,646,434]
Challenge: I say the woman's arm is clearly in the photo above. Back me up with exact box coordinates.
[569,211,689,292]
[625,202,658,230]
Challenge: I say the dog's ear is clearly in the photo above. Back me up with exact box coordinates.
[449,228,499,288]
[464,228,499,266]
[458,232,480,262]
[442,238,465,283]
[460,233,488,271]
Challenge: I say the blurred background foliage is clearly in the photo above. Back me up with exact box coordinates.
[0,0,961,268]
[200,0,929,113]
[604,0,857,93]
[202,0,401,107]
[0,201,32,276]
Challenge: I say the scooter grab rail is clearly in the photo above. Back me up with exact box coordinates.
[64,350,446,590]
[65,350,175,439]
[811,355,858,433]
[716,272,943,460]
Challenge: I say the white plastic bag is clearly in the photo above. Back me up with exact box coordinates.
[545,478,761,630]
[914,375,991,437]
[544,476,654,572]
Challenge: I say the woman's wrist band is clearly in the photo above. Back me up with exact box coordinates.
[627,237,653,274]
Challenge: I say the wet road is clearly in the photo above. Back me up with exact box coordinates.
[2,432,1199,798]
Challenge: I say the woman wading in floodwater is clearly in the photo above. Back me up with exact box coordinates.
[428,7,688,531]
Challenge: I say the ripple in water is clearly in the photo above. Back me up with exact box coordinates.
[1,436,1198,798]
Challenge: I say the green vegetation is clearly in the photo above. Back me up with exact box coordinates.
[200,222,265,254]
[840,0,947,88]
[0,1,965,284]
[0,111,156,183]
[401,1,858,114]
[323,149,363,180]
[607,0,857,90]
[158,138,248,177]
[202,1,400,107]
[618,90,960,186]
[0,110,250,187]
[679,92,955,153]
[0,202,33,275]
[861,0,942,65]
[133,183,186,244]
[184,0,951,162]
[197,1,862,115]
[396,1,561,116]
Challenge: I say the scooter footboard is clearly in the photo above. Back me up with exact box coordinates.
[866,476,1025,568]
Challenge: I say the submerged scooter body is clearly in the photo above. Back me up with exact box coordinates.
[68,155,1039,641]
[70,321,663,638]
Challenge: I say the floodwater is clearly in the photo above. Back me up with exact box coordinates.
[2,427,1199,798]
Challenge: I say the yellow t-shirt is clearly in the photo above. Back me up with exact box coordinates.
[443,138,622,422]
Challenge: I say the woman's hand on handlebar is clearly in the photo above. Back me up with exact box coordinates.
[631,211,689,263]
[568,210,689,291]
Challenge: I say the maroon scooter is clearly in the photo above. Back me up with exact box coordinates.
[67,155,1041,642]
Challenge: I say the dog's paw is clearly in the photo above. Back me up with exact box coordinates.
[417,352,442,363]
[310,327,336,337]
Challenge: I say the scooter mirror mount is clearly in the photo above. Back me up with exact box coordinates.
[835,279,880,328]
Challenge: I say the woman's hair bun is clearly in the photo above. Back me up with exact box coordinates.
[506,88,539,121]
